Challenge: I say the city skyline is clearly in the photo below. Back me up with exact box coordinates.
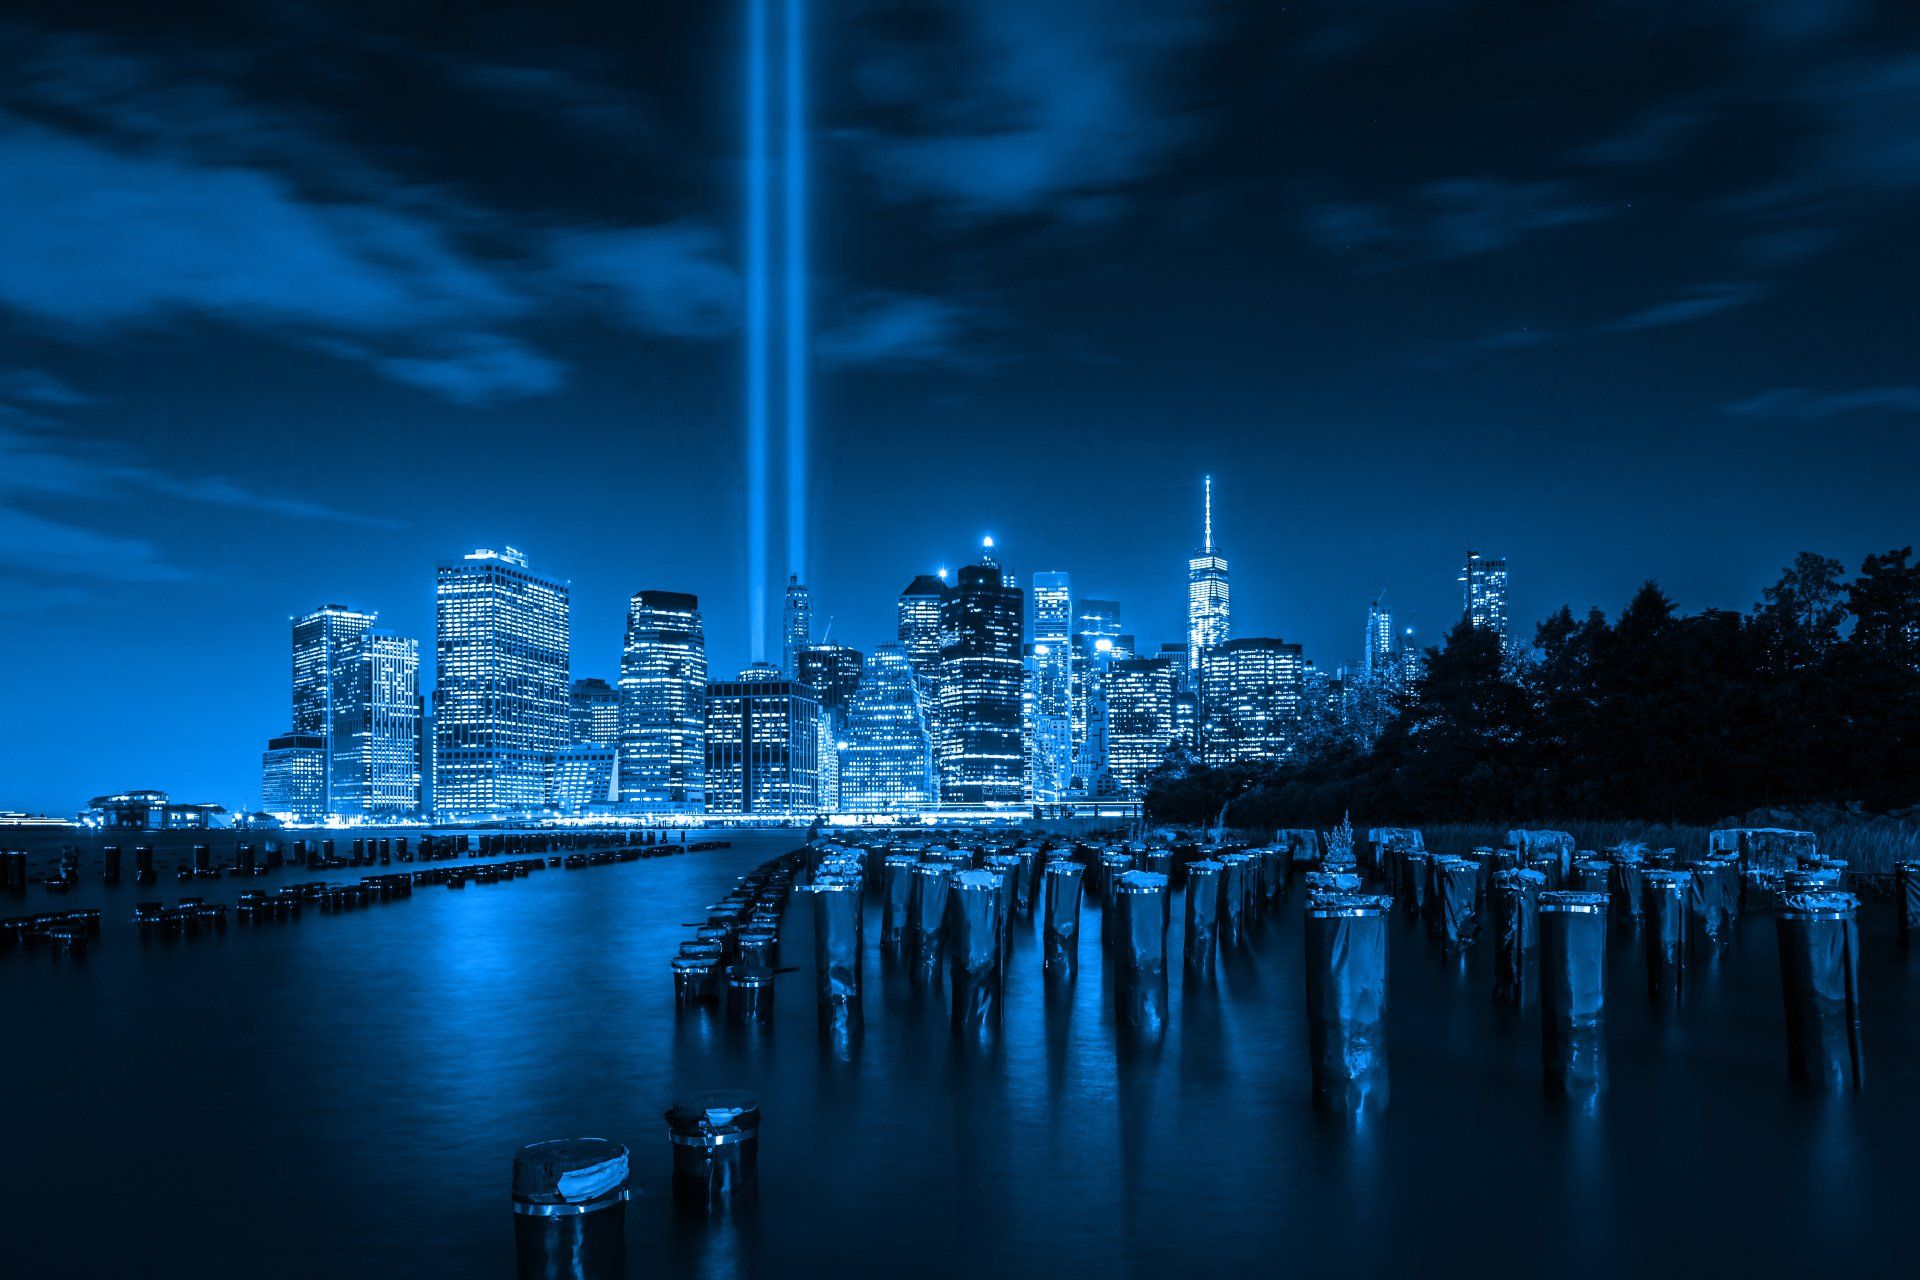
[3,3,1916,812]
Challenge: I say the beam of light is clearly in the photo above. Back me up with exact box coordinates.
[746,0,770,664]
[783,0,808,585]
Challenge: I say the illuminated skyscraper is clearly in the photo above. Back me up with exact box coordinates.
[898,572,949,750]
[1070,597,1123,775]
[1105,656,1176,797]
[618,590,707,811]
[1157,641,1192,694]
[938,545,1026,805]
[568,677,620,746]
[839,643,937,813]
[782,574,811,673]
[1187,476,1231,678]
[705,664,821,815]
[261,733,325,821]
[1029,572,1074,803]
[1202,638,1306,765]
[1461,551,1509,636]
[331,631,422,817]
[1364,599,1395,678]
[432,548,569,817]
[793,642,864,731]
[291,603,375,813]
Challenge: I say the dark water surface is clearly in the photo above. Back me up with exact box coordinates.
[4,831,1917,1278]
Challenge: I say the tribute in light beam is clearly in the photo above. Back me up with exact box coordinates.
[784,0,808,587]
[745,0,770,663]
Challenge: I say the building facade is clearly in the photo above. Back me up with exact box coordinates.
[291,604,375,813]
[331,631,422,817]
[782,575,812,674]
[1105,656,1176,797]
[568,677,620,746]
[1461,551,1509,636]
[794,643,865,730]
[838,643,938,814]
[1202,638,1306,766]
[1187,477,1231,679]
[432,548,570,817]
[897,573,949,748]
[705,664,821,815]
[550,743,617,813]
[1029,571,1074,804]
[617,590,707,811]
[261,733,325,821]
[937,551,1026,805]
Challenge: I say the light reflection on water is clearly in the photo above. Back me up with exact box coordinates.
[3,832,1915,1278]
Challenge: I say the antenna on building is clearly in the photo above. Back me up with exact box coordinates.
[1203,476,1214,554]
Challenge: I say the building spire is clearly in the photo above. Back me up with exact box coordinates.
[1203,475,1214,554]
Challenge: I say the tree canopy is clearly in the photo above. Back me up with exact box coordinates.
[1146,548,1920,828]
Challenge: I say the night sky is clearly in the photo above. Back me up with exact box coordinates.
[2,2,1916,813]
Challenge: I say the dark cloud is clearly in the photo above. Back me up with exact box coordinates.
[848,0,1224,221]
[1602,282,1766,333]
[1725,386,1920,419]
[1296,178,1608,264]
[818,292,985,368]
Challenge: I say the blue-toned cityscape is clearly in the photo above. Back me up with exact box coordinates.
[238,486,1504,828]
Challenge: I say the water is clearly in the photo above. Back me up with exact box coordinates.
[4,833,1916,1277]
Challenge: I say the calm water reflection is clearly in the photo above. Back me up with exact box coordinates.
[4,832,1915,1277]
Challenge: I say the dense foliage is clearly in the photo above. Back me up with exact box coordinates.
[1146,549,1920,828]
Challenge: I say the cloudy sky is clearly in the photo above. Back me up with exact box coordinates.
[2,1,1916,811]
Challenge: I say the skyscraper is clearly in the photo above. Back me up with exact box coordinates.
[618,590,707,811]
[1029,571,1074,803]
[1202,638,1306,765]
[568,677,620,746]
[1461,551,1509,636]
[1105,656,1176,797]
[937,545,1026,805]
[433,548,570,817]
[331,631,422,817]
[1364,598,1395,678]
[291,603,375,813]
[1070,597,1124,778]
[793,642,865,731]
[782,575,811,673]
[839,643,938,813]
[898,572,949,751]
[705,664,821,815]
[1187,476,1231,678]
[260,733,325,821]
[549,744,617,813]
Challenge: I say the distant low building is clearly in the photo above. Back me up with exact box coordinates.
[84,790,230,830]
[549,743,618,814]
[261,733,325,821]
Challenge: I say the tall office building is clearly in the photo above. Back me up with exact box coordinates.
[432,548,570,817]
[1461,551,1509,637]
[617,590,707,811]
[260,733,325,821]
[1156,641,1192,694]
[291,604,375,813]
[568,677,620,746]
[1105,657,1176,798]
[937,546,1026,805]
[898,572,949,751]
[705,664,821,815]
[839,643,938,813]
[782,575,812,674]
[793,643,865,730]
[1187,476,1231,679]
[1070,598,1124,773]
[1364,599,1395,678]
[1029,571,1074,804]
[1202,638,1306,765]
[331,631,422,816]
